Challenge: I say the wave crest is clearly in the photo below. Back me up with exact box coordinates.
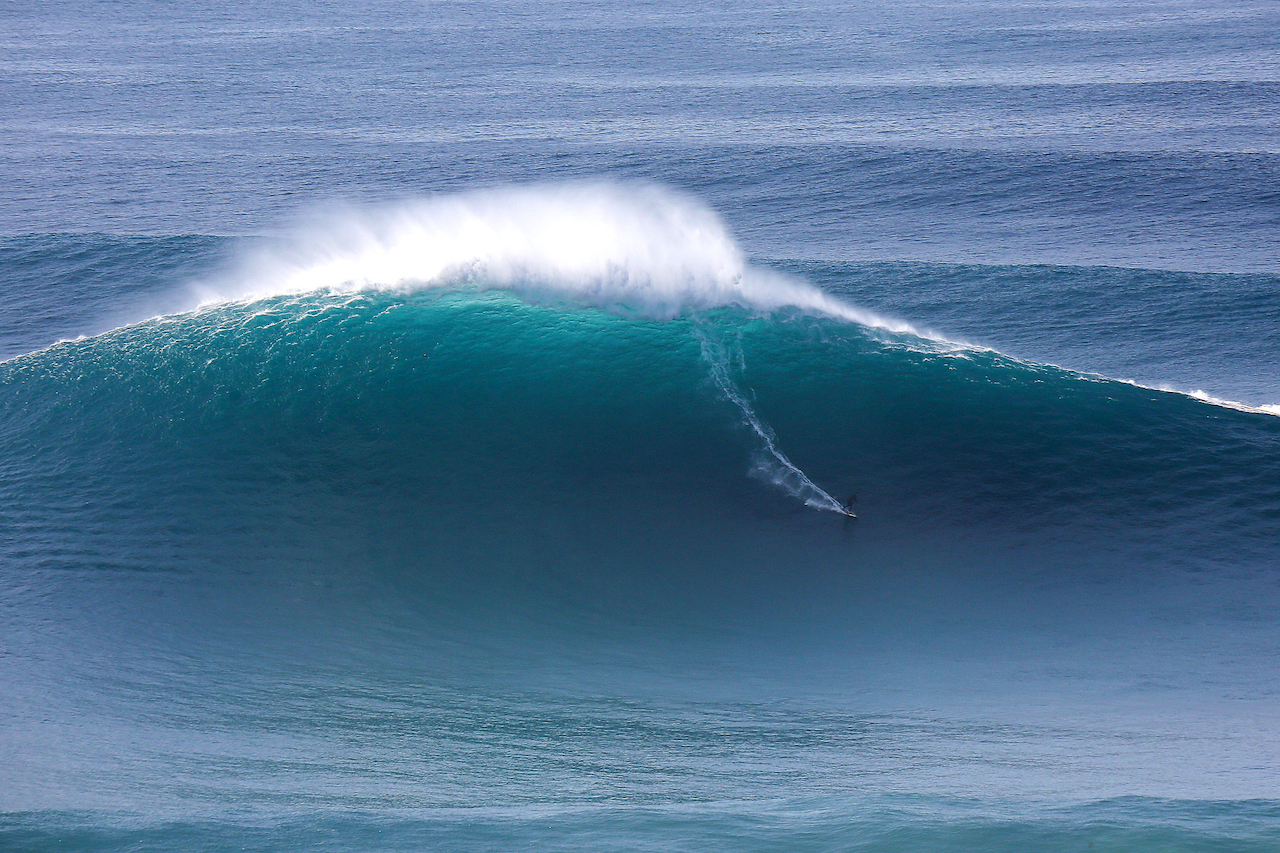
[200,182,912,330]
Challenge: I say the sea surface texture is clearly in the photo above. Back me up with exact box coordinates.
[2,1,1279,851]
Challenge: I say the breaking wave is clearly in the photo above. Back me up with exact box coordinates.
[198,182,916,332]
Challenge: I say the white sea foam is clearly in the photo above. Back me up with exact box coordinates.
[696,329,848,514]
[1167,386,1280,417]
[199,182,917,333]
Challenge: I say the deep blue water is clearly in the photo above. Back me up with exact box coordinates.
[2,1,1279,850]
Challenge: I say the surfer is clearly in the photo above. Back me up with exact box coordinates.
[842,493,857,516]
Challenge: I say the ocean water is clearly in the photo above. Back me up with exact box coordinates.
[2,1,1280,850]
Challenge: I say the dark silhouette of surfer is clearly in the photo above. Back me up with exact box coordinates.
[842,493,857,515]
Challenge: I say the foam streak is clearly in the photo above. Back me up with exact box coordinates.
[697,329,846,514]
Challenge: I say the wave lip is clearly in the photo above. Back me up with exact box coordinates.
[198,182,915,332]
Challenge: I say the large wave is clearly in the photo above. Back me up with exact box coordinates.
[170,182,948,515]
[2,286,1276,561]
[1,183,1276,538]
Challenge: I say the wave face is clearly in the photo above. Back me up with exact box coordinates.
[3,192,1280,849]
[4,267,1277,572]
